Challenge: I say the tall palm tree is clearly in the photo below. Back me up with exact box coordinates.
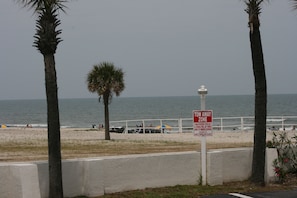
[293,0,297,9]
[87,62,125,140]
[15,0,66,197]
[244,0,268,185]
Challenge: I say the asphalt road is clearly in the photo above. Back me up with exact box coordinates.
[201,189,297,198]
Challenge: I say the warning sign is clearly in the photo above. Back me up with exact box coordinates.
[193,110,213,136]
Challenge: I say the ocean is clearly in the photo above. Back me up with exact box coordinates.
[0,94,297,128]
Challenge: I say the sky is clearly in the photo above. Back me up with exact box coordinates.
[1,0,297,100]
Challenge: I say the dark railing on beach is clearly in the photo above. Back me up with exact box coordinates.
[110,116,297,133]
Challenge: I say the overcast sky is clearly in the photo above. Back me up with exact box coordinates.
[1,0,296,100]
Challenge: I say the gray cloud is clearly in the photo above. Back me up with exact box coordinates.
[0,0,296,100]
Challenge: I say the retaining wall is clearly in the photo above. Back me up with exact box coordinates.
[0,148,277,198]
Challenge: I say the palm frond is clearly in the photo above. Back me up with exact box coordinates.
[243,0,269,31]
[244,0,268,16]
[86,62,125,104]
[15,0,67,13]
[33,5,62,54]
[293,0,297,10]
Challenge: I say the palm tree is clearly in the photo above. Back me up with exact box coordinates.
[15,0,66,197]
[293,0,297,9]
[244,0,268,185]
[87,62,125,140]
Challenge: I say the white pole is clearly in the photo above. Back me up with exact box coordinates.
[198,85,207,186]
[241,117,244,130]
[179,118,182,133]
[201,94,206,185]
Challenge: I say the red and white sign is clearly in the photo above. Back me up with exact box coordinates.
[193,110,213,136]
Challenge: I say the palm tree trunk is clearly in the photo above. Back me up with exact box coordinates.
[44,54,64,198]
[104,94,111,140]
[249,26,267,185]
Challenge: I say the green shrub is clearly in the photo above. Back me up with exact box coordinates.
[269,132,297,183]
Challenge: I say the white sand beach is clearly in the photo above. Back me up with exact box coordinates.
[0,127,295,144]
[1,127,296,162]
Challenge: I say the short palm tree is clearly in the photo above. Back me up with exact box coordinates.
[244,0,268,185]
[15,0,66,197]
[87,62,125,140]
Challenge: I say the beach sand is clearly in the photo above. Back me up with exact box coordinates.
[0,127,296,162]
[0,127,295,144]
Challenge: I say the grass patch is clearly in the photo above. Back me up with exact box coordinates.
[71,177,297,198]
[0,138,253,162]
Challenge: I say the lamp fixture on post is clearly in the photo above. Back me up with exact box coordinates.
[198,85,208,111]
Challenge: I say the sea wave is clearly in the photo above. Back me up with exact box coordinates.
[2,124,71,129]
[267,118,285,122]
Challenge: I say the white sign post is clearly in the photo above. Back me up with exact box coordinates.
[195,85,212,185]
[193,110,213,185]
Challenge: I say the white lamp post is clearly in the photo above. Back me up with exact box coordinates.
[198,85,208,111]
[198,85,207,185]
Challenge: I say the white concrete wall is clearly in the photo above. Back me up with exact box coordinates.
[81,158,105,197]
[265,148,278,183]
[0,148,277,198]
[222,148,253,182]
[36,158,106,198]
[207,148,277,186]
[0,164,41,198]
[207,148,253,185]
[207,150,224,186]
[102,152,201,194]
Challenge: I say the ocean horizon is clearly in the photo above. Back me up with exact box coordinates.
[1,94,297,128]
